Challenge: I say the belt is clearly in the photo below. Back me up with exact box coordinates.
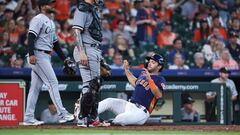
[35,49,51,54]
[83,42,100,48]
[130,101,148,113]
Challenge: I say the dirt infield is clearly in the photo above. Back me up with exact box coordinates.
[5,124,240,132]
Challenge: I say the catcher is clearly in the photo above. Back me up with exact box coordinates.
[72,0,110,127]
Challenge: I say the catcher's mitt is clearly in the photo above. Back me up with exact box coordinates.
[63,57,76,75]
[100,60,111,77]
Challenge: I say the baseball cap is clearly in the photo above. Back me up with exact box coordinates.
[4,7,14,13]
[0,0,5,4]
[146,54,164,65]
[219,67,231,74]
[38,0,55,6]
[183,96,195,104]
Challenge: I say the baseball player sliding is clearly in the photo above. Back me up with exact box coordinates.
[72,0,104,127]
[22,0,74,125]
[98,54,166,125]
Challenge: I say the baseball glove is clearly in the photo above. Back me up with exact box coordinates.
[63,57,76,75]
[100,60,111,77]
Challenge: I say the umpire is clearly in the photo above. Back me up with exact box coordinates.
[72,0,103,127]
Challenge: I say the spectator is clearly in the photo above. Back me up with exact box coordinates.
[40,100,60,124]
[202,35,218,64]
[1,7,14,26]
[180,0,199,21]
[167,37,186,64]
[101,19,113,57]
[157,21,177,48]
[205,67,238,121]
[130,0,142,17]
[5,0,17,11]
[0,1,6,20]
[192,52,209,69]
[226,32,240,63]
[110,8,126,31]
[136,0,157,46]
[0,31,12,67]
[213,0,235,28]
[207,5,225,28]
[10,54,23,68]
[105,0,121,16]
[16,16,27,45]
[212,49,239,70]
[57,21,74,46]
[124,17,137,42]
[54,0,70,26]
[158,0,185,22]
[208,26,227,42]
[113,20,135,59]
[110,52,123,69]
[228,17,240,37]
[113,34,135,60]
[14,0,33,20]
[181,95,200,122]
[193,19,211,43]
[169,53,189,70]
[7,19,19,45]
[214,39,225,60]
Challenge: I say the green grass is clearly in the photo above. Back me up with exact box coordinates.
[0,129,238,135]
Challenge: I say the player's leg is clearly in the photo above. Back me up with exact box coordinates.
[35,53,73,122]
[112,102,150,126]
[23,70,44,125]
[87,47,102,120]
[98,98,127,115]
[76,47,101,126]
[78,47,101,116]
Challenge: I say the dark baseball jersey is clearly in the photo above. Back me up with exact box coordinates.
[130,73,166,113]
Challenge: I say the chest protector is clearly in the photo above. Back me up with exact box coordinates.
[78,2,102,42]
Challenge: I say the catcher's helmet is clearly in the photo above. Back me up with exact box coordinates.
[38,0,55,6]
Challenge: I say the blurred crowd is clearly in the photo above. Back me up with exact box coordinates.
[0,0,239,70]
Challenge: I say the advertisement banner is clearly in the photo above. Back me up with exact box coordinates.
[0,80,25,126]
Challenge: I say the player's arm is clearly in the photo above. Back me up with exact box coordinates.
[72,7,89,66]
[53,41,67,61]
[73,28,85,53]
[123,60,137,87]
[27,32,37,64]
[143,68,163,99]
[73,28,88,66]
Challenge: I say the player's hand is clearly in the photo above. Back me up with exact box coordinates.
[142,68,151,80]
[29,55,36,65]
[123,60,129,71]
[79,51,88,66]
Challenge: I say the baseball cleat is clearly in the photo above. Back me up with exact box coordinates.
[59,113,75,123]
[20,119,44,126]
[91,120,111,127]
[77,117,88,127]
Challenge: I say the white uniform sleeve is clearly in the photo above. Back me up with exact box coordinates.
[72,9,88,31]
[29,17,43,37]
[230,80,238,97]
